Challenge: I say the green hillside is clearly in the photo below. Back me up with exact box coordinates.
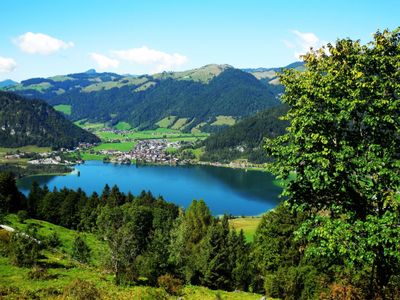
[54,104,71,115]
[0,91,100,149]
[201,104,289,163]
[5,65,282,132]
[0,215,261,300]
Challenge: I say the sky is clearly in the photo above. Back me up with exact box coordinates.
[0,0,399,81]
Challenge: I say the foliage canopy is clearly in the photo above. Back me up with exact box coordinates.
[265,28,400,298]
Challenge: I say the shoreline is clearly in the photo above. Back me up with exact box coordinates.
[12,160,286,191]
[81,156,268,172]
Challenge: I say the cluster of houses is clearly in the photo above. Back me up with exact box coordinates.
[2,137,184,167]
[4,153,24,160]
[97,150,133,164]
[132,140,180,164]
[95,139,181,165]
[75,142,98,150]
[29,156,63,165]
[27,155,78,165]
[3,148,86,166]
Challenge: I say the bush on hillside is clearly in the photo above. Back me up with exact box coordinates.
[62,279,102,300]
[157,273,183,296]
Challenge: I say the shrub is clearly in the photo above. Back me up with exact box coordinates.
[72,235,91,263]
[320,282,364,300]
[27,266,52,280]
[157,273,183,296]
[9,230,40,267]
[62,279,102,300]
[17,210,28,223]
[264,266,323,300]
[0,286,20,297]
[45,232,62,248]
[0,229,11,255]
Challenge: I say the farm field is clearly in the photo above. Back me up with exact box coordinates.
[75,121,208,142]
[74,120,209,154]
[79,152,107,161]
[93,142,137,152]
[53,104,72,115]
[229,217,262,242]
[155,116,177,128]
[211,115,236,126]
[114,121,132,130]
[0,146,51,154]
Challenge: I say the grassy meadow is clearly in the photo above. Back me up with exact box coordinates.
[73,120,209,154]
[229,217,261,242]
[53,104,72,115]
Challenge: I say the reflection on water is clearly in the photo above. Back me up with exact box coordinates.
[198,165,281,202]
[17,161,281,216]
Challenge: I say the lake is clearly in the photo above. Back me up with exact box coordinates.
[17,161,282,216]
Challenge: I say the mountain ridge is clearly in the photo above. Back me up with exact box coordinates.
[5,65,288,131]
[0,79,17,88]
[2,62,302,132]
[0,91,100,148]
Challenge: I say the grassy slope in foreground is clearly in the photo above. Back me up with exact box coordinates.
[0,215,263,300]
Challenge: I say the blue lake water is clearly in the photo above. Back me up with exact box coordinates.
[17,161,282,216]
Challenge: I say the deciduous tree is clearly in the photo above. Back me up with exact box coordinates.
[265,28,400,298]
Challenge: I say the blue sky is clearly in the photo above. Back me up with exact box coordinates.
[0,0,399,81]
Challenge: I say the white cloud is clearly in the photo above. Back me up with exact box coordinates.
[284,30,326,59]
[111,46,188,73]
[90,53,120,70]
[14,32,74,55]
[282,40,295,49]
[0,56,17,73]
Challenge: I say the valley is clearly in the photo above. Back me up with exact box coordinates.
[0,3,398,296]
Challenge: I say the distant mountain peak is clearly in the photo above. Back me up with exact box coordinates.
[152,64,234,83]
[0,79,18,88]
[200,63,233,70]
[85,69,97,74]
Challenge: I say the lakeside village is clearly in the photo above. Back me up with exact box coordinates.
[3,126,259,170]
[99,139,182,165]
[4,139,185,166]
[4,136,261,170]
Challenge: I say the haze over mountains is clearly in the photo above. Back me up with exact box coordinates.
[4,62,302,132]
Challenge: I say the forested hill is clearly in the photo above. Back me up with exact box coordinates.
[0,91,100,148]
[4,65,284,132]
[0,79,17,88]
[201,104,289,163]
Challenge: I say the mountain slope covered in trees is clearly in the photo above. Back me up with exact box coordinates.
[0,91,100,148]
[201,104,289,163]
[4,65,288,131]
